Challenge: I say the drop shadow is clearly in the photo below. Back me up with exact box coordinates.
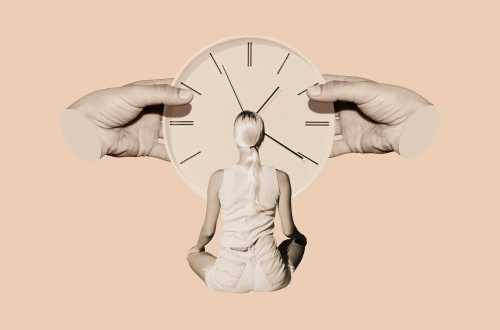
[163,104,192,118]
[308,99,364,114]
[307,99,334,114]
[126,104,164,126]
[334,100,358,112]
[308,100,377,123]
[333,100,377,123]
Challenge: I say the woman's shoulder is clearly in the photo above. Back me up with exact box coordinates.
[262,166,289,185]
[274,168,290,184]
[261,165,288,180]
[265,168,290,197]
[208,169,224,186]
[211,168,224,177]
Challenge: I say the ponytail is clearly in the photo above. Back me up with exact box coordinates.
[233,111,265,211]
[246,146,262,210]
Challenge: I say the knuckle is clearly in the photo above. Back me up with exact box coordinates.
[161,84,178,98]
[323,81,340,96]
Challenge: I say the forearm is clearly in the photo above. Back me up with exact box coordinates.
[396,105,439,158]
[194,230,214,250]
[60,109,103,160]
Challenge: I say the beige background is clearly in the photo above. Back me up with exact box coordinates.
[1,1,498,329]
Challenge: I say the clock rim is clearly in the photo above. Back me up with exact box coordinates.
[163,35,333,199]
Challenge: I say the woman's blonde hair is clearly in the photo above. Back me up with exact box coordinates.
[233,111,265,209]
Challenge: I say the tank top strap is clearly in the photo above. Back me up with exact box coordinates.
[218,167,229,201]
[261,165,280,202]
[272,166,280,194]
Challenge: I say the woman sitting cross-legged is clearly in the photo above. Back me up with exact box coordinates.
[187,111,307,293]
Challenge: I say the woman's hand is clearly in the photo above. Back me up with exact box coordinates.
[187,245,205,255]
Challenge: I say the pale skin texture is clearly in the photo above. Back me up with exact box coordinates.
[66,74,431,160]
[186,155,306,282]
[67,78,193,160]
[312,74,432,157]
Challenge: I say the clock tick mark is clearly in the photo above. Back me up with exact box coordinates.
[180,82,202,96]
[209,52,222,74]
[305,121,330,126]
[276,52,290,75]
[247,42,252,67]
[170,120,194,126]
[297,82,319,96]
[180,151,202,164]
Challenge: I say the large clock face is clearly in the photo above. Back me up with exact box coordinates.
[163,37,334,198]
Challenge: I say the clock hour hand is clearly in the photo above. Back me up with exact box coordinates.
[256,86,280,114]
[222,64,244,112]
[264,132,303,160]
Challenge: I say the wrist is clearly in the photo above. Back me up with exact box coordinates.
[396,105,439,158]
[60,109,103,160]
[188,245,205,254]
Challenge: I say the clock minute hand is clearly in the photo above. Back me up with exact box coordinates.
[256,86,280,114]
[222,64,244,112]
[264,132,303,160]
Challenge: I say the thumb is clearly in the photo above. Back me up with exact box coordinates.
[307,80,377,104]
[148,142,170,161]
[119,84,194,108]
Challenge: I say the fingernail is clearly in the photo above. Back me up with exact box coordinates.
[179,89,193,100]
[307,85,321,97]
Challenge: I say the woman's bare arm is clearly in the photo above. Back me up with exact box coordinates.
[277,170,306,244]
[190,169,223,252]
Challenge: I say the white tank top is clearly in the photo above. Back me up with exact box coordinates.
[218,165,280,250]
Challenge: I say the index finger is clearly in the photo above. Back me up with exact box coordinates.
[322,74,375,83]
[124,78,174,86]
[307,80,378,104]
